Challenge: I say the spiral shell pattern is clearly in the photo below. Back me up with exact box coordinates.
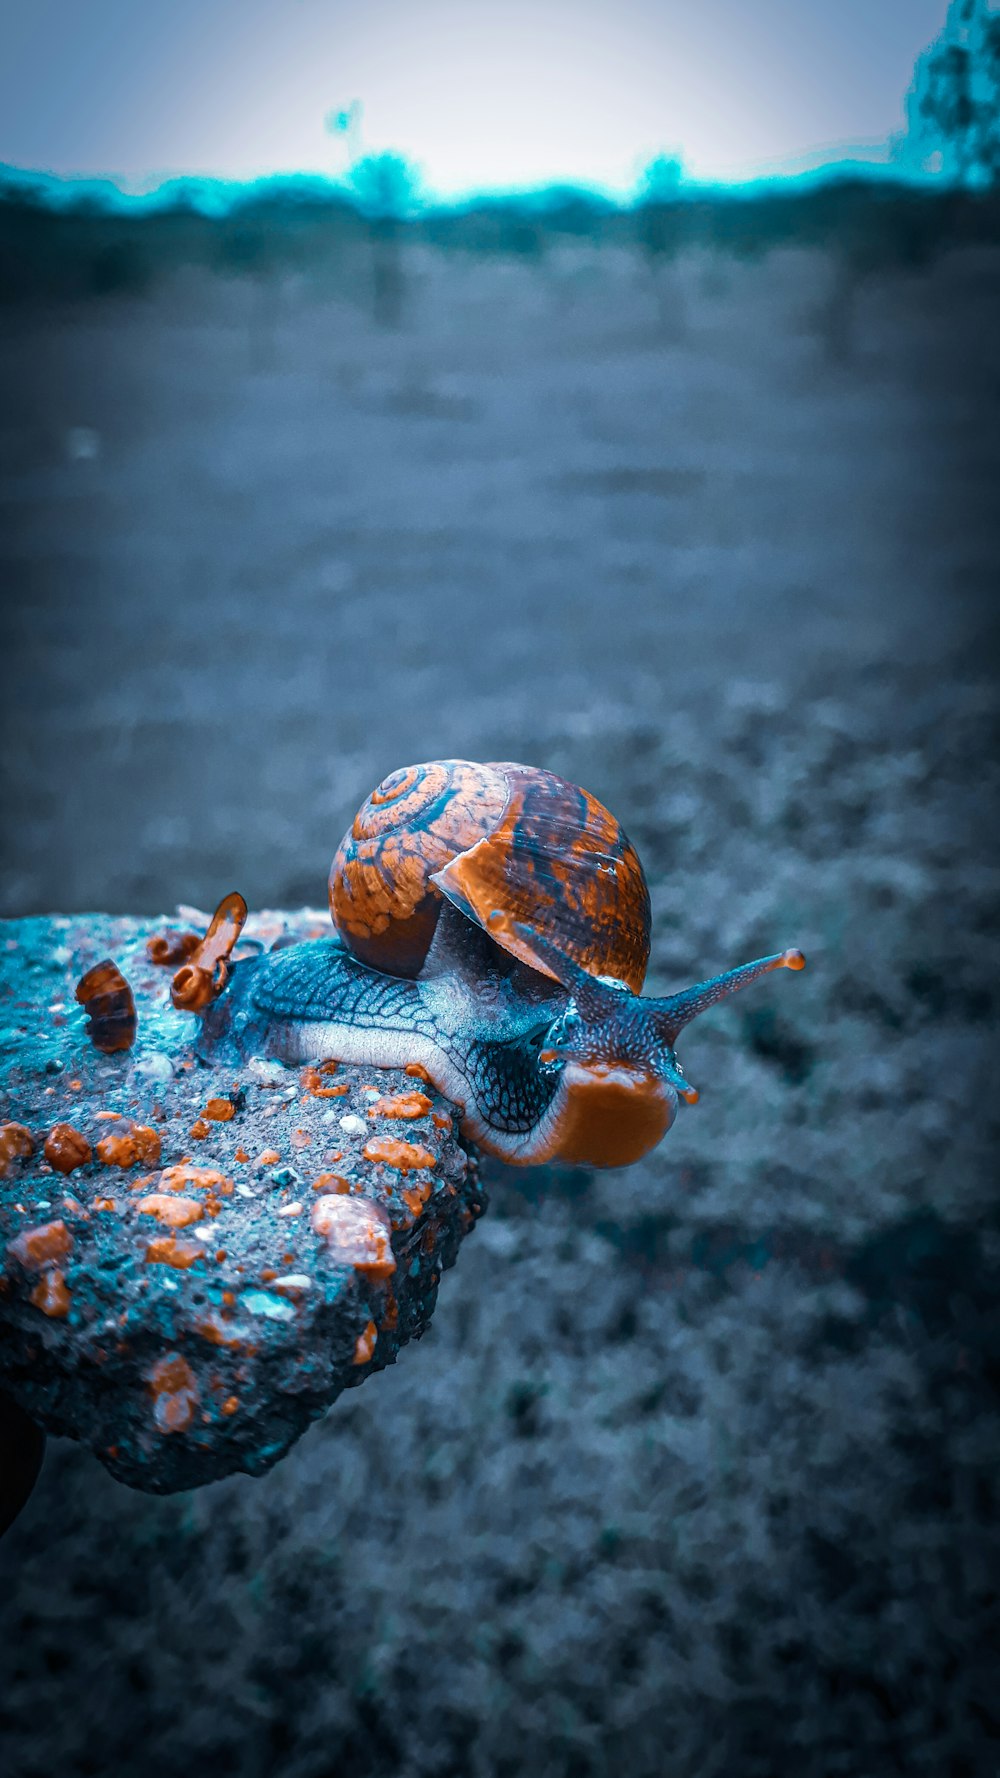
[330,758,652,992]
[329,761,509,976]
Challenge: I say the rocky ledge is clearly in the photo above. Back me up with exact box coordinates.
[0,909,485,1492]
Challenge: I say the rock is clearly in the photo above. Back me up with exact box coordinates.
[0,912,486,1493]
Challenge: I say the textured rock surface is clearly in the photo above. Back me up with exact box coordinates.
[0,910,484,1491]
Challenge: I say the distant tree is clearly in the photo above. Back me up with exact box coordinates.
[638,154,685,206]
[907,0,1000,186]
[347,152,420,224]
[634,154,687,335]
[345,152,420,327]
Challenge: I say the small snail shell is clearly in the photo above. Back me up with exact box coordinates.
[329,759,651,991]
[170,892,248,1012]
[75,960,137,1053]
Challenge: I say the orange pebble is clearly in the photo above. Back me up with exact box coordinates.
[204,1098,235,1122]
[195,1315,241,1347]
[362,1137,437,1174]
[221,1395,239,1416]
[133,1126,162,1163]
[7,1219,73,1270]
[0,1122,34,1177]
[96,1124,162,1169]
[367,1092,433,1121]
[136,1193,203,1227]
[158,1163,232,1195]
[30,1269,71,1318]
[256,1149,281,1167]
[301,1067,349,1098]
[402,1179,433,1216]
[312,1194,396,1280]
[147,1353,198,1433]
[312,1172,352,1194]
[44,1123,92,1175]
[145,1236,204,1269]
[353,1320,377,1365]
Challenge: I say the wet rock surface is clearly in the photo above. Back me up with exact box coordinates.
[0,910,484,1491]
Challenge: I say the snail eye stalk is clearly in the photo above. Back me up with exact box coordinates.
[652,949,805,1044]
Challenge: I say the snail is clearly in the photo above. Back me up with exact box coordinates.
[187,760,805,1168]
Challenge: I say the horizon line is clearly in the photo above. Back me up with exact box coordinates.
[0,150,952,219]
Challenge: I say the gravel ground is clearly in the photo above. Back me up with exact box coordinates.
[0,238,998,1777]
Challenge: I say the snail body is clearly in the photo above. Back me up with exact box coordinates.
[193,760,804,1168]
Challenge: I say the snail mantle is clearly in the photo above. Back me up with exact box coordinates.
[0,909,483,1496]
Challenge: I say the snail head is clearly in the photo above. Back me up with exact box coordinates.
[514,921,805,1108]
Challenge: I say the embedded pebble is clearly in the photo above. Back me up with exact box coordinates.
[247,1058,287,1086]
[242,1290,296,1322]
[339,1113,368,1137]
[134,1051,174,1081]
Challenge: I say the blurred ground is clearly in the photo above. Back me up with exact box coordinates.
[1,239,996,914]
[1,239,998,1776]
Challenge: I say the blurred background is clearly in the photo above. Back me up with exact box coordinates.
[0,2,998,1775]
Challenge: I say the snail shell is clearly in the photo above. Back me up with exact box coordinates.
[329,759,651,991]
[74,960,137,1054]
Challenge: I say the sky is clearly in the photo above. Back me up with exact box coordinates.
[1,0,951,198]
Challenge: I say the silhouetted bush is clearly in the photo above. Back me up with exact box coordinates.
[0,172,998,308]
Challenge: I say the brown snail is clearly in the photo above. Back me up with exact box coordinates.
[191,760,805,1168]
